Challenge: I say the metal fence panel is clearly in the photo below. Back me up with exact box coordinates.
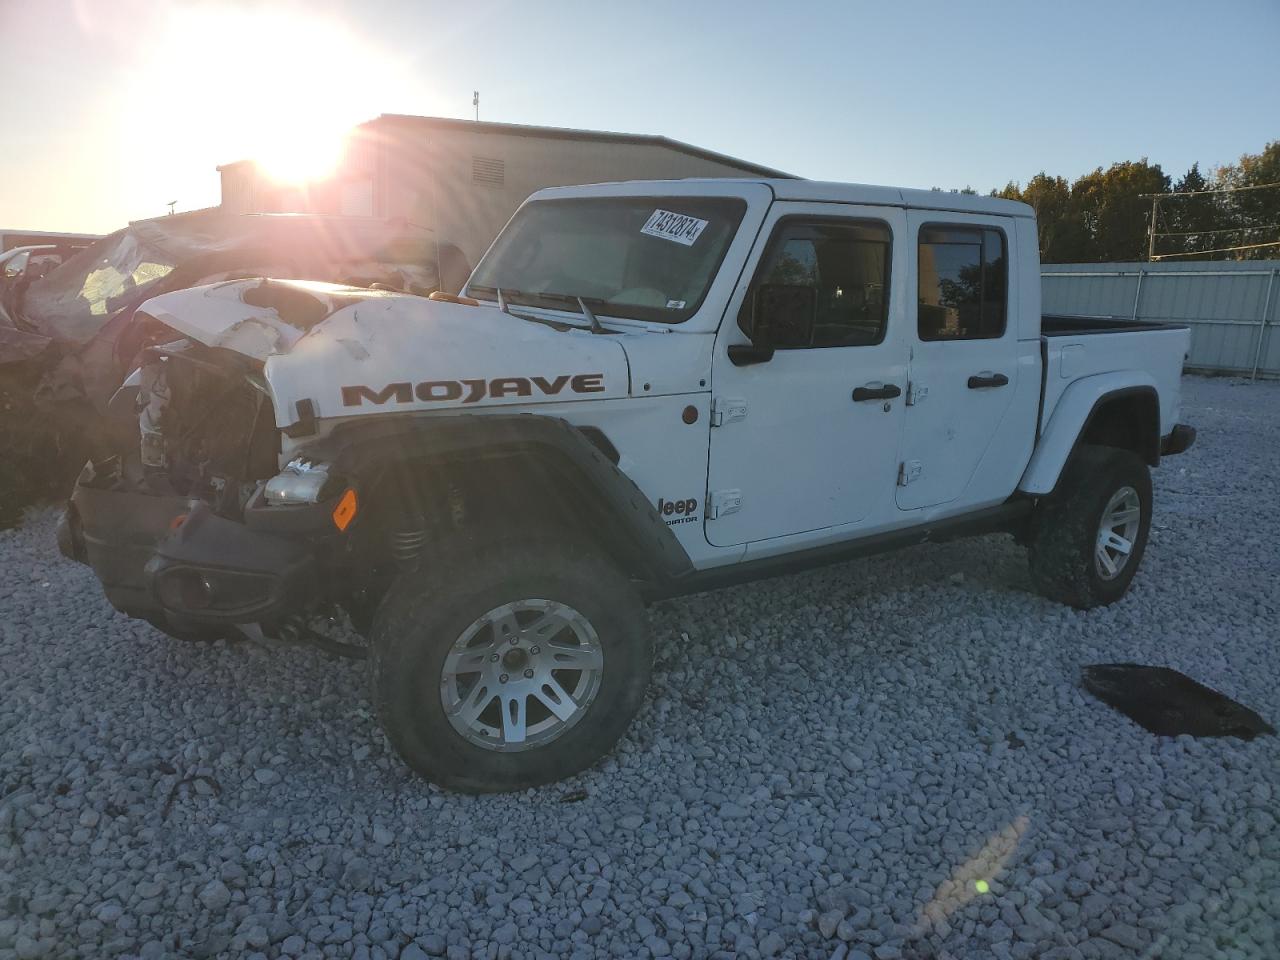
[1042,261,1280,378]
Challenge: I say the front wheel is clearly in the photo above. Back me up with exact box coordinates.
[370,537,651,792]
[1027,444,1153,609]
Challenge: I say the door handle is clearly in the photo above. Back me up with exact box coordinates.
[967,373,1009,389]
[852,383,902,402]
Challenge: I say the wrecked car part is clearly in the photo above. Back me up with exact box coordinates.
[1082,664,1276,739]
[133,340,279,504]
[144,502,318,622]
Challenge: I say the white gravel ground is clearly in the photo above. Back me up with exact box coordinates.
[1,374,1277,960]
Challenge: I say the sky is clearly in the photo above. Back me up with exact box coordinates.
[1,0,1278,234]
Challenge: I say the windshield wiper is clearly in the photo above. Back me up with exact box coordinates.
[472,285,608,334]
[484,287,581,333]
[515,291,610,334]
[574,297,606,334]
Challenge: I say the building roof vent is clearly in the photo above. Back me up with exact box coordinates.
[472,156,505,187]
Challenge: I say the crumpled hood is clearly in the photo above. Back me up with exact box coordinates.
[138,279,631,428]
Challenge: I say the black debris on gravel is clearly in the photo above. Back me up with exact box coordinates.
[1083,663,1276,739]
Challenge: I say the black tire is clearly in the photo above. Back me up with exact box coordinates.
[370,536,651,793]
[1027,444,1152,609]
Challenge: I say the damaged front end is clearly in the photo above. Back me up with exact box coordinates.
[59,335,348,636]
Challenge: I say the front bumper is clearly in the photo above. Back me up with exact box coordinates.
[60,473,326,627]
[1161,423,1196,456]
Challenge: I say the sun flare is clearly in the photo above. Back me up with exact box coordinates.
[254,117,351,186]
[119,3,413,202]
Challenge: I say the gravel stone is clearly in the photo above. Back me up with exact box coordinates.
[1,377,1277,960]
[198,880,231,912]
[819,909,845,938]
[1100,923,1146,950]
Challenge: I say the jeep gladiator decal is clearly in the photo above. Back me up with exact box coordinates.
[341,374,606,407]
[657,496,699,525]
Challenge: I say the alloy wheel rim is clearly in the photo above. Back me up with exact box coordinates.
[1095,485,1142,581]
[439,599,603,752]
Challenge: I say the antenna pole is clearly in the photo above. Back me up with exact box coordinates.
[1147,196,1159,261]
[473,90,479,121]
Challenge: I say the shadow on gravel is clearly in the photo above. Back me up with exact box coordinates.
[1083,663,1277,739]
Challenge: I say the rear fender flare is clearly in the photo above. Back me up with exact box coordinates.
[1019,373,1159,496]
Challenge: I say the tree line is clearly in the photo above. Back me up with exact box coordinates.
[940,140,1279,263]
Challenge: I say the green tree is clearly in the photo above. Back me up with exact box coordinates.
[1069,160,1170,262]
[1162,163,1223,259]
[995,174,1086,262]
[1214,141,1280,260]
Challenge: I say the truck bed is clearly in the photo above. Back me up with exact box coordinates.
[1042,314,1187,336]
[1038,315,1192,442]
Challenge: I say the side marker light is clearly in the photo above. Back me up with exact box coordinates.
[332,489,358,531]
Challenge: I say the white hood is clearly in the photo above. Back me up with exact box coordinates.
[139,280,632,429]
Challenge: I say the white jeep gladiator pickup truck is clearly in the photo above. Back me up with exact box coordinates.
[60,178,1196,792]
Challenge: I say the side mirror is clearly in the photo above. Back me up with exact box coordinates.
[755,283,816,349]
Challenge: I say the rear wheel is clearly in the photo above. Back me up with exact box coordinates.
[1027,444,1152,609]
[370,536,651,792]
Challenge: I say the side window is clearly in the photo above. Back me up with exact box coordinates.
[917,226,1006,341]
[748,219,891,348]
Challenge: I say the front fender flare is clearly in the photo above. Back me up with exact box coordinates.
[309,413,694,583]
[1019,372,1158,496]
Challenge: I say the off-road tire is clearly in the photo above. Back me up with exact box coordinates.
[370,536,651,793]
[1027,444,1152,609]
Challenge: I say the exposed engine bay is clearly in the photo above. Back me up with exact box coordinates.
[133,339,280,515]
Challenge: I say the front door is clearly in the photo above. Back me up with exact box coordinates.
[896,213,1020,510]
[707,204,909,547]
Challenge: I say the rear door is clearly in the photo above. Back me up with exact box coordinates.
[896,213,1021,510]
[707,203,909,547]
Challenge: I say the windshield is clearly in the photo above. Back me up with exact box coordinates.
[469,196,746,323]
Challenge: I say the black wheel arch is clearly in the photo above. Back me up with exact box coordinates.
[1077,386,1161,467]
[1049,386,1161,498]
[310,413,693,587]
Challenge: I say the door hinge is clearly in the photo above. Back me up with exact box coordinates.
[906,381,928,406]
[898,460,922,486]
[710,396,748,427]
[707,489,743,519]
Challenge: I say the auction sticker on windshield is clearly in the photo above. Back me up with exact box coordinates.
[641,209,709,246]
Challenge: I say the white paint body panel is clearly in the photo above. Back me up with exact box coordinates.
[141,280,631,428]
[135,178,1191,575]
[895,209,1036,512]
[706,201,911,547]
[1021,324,1190,495]
[1038,326,1189,436]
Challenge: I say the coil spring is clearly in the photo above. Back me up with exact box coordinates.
[390,526,428,563]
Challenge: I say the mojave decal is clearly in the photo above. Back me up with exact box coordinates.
[340,373,606,407]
